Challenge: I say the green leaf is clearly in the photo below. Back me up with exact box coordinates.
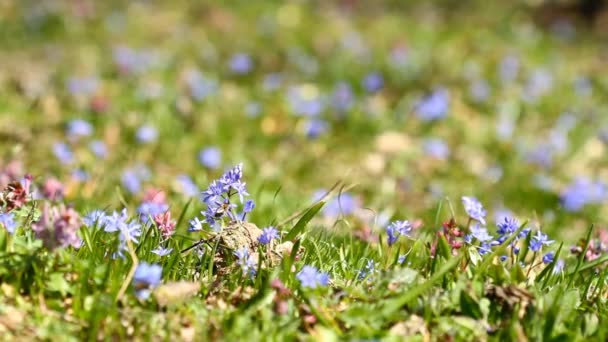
[284,201,325,241]
[460,290,482,319]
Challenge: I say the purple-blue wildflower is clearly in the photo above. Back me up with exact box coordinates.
[89,140,108,159]
[470,224,493,242]
[561,177,606,212]
[362,72,384,93]
[67,119,93,139]
[323,193,357,219]
[83,210,106,228]
[530,231,554,252]
[543,251,555,264]
[496,216,519,236]
[234,247,257,278]
[176,174,199,197]
[258,226,279,245]
[133,262,162,299]
[151,246,173,257]
[297,265,329,289]
[305,119,329,139]
[53,142,74,164]
[199,147,222,169]
[423,138,450,160]
[462,196,487,225]
[331,82,355,112]
[188,217,204,232]
[229,53,253,74]
[136,125,158,144]
[416,88,449,122]
[0,212,17,234]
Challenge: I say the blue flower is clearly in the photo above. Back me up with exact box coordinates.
[152,246,173,257]
[136,125,158,144]
[297,265,329,289]
[229,53,253,74]
[323,193,357,219]
[188,217,204,232]
[286,85,324,117]
[258,226,279,245]
[561,177,606,212]
[234,247,257,278]
[423,138,449,160]
[138,202,169,222]
[176,174,199,197]
[67,119,93,139]
[479,243,492,255]
[184,69,217,101]
[362,72,384,93]
[530,231,554,252]
[83,210,106,228]
[543,251,555,264]
[0,212,17,234]
[103,209,129,233]
[199,147,222,169]
[53,142,74,164]
[305,119,329,139]
[553,259,565,274]
[331,82,354,112]
[243,200,255,213]
[66,76,98,96]
[121,170,142,194]
[496,216,519,236]
[89,140,108,159]
[358,259,377,280]
[416,88,449,121]
[133,263,162,299]
[462,196,486,225]
[470,224,493,242]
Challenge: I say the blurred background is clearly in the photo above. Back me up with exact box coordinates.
[1,0,608,241]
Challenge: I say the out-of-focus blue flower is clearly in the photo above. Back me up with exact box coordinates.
[561,177,606,212]
[297,265,329,289]
[152,246,173,257]
[89,140,108,159]
[66,76,98,96]
[103,209,129,233]
[543,251,555,264]
[323,193,357,219]
[234,247,257,278]
[136,125,158,144]
[184,69,217,101]
[243,200,255,213]
[67,119,93,139]
[462,196,486,225]
[530,231,554,252]
[553,259,565,274]
[258,226,279,245]
[176,174,199,197]
[53,142,74,164]
[523,69,553,102]
[525,144,554,169]
[199,147,221,169]
[305,119,329,139]
[0,212,17,234]
[286,85,324,116]
[229,53,253,74]
[423,138,449,160]
[362,72,384,93]
[263,73,283,92]
[469,79,490,102]
[358,259,377,280]
[122,169,142,194]
[133,262,162,299]
[499,55,519,83]
[83,210,106,228]
[138,202,169,222]
[470,224,493,242]
[416,88,449,122]
[113,46,158,75]
[71,169,89,182]
[331,82,355,112]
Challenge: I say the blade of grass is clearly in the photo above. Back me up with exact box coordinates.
[284,201,325,242]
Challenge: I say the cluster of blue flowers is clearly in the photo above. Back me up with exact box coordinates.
[462,197,557,267]
[190,163,254,232]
